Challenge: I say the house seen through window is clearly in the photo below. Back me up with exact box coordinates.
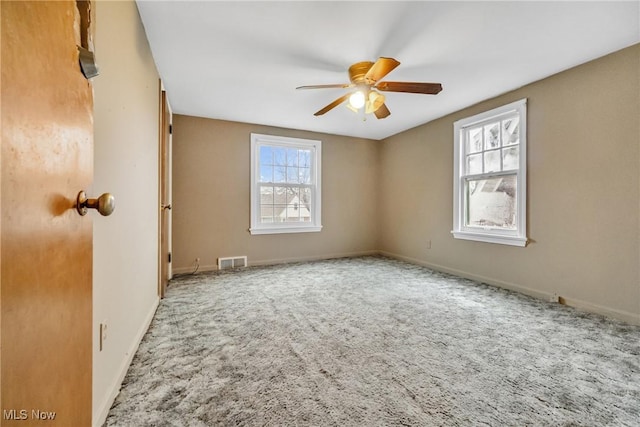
[250,134,322,234]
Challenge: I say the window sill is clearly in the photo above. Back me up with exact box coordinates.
[452,230,528,247]
[250,225,322,235]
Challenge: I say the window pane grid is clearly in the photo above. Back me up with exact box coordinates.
[259,146,312,185]
[463,113,519,177]
[462,116,520,230]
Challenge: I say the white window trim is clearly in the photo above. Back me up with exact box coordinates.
[452,99,528,247]
[250,133,322,235]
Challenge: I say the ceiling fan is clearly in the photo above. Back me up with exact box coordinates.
[296,57,442,119]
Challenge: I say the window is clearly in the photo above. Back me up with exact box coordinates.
[250,133,322,235]
[452,99,528,247]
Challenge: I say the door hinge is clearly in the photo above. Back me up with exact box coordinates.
[168,252,172,263]
[169,124,173,134]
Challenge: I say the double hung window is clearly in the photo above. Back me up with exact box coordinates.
[452,99,528,246]
[250,133,322,235]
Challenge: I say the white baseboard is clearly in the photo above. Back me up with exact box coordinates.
[249,250,379,267]
[379,251,640,326]
[93,297,160,427]
[172,250,379,275]
[559,295,640,326]
[172,264,218,275]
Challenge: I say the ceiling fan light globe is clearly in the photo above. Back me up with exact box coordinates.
[367,90,385,113]
[365,100,374,115]
[348,91,365,109]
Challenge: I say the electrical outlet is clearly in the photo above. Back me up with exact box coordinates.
[549,293,560,303]
[100,321,108,351]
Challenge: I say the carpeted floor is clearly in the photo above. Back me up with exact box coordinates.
[105,256,640,426]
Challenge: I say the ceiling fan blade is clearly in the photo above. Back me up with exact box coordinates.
[364,57,400,84]
[296,83,353,90]
[376,81,443,95]
[314,93,351,116]
[374,103,391,119]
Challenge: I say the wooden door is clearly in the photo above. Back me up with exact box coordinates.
[159,88,172,297]
[1,1,94,425]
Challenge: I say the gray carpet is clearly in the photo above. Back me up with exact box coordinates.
[105,256,640,426]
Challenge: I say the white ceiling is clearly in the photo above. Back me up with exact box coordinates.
[136,1,639,140]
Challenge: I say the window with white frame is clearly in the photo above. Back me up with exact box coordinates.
[250,133,322,235]
[452,99,528,247]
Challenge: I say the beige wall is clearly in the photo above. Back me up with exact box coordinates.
[380,44,640,323]
[172,117,379,272]
[92,1,160,425]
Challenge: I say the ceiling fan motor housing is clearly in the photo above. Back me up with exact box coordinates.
[349,61,375,84]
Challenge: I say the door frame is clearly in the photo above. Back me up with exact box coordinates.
[159,80,173,298]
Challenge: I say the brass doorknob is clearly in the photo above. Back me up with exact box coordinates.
[76,191,115,216]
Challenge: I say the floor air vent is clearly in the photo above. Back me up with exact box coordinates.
[217,256,248,270]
